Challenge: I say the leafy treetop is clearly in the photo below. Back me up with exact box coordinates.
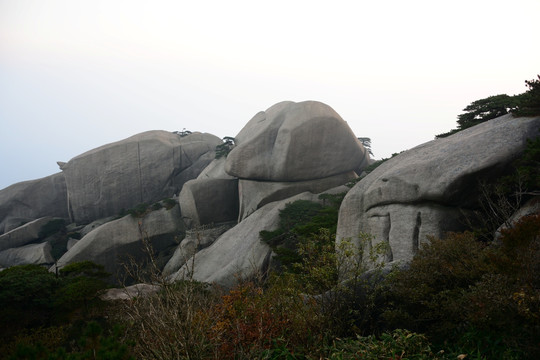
[436,75,540,138]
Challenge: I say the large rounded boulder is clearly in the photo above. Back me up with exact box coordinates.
[60,131,221,224]
[225,101,370,181]
[337,114,540,269]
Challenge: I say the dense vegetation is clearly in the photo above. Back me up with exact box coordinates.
[1,79,539,359]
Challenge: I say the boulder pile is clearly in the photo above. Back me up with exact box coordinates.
[1,101,538,288]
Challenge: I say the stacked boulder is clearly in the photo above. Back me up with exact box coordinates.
[227,101,370,220]
[168,101,371,285]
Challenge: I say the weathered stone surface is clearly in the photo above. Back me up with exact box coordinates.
[225,101,370,181]
[337,114,540,269]
[0,242,54,267]
[66,238,79,251]
[55,205,185,283]
[197,158,235,180]
[0,217,55,251]
[80,216,117,238]
[169,187,347,288]
[100,284,161,301]
[162,222,235,276]
[179,178,239,228]
[0,173,68,234]
[61,131,221,224]
[238,171,357,221]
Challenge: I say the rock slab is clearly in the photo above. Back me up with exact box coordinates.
[55,205,185,283]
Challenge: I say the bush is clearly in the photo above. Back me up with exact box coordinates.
[0,265,60,334]
[260,194,344,276]
[215,136,235,159]
[115,280,218,360]
[8,321,133,360]
[162,198,177,210]
[383,217,540,359]
[322,329,444,360]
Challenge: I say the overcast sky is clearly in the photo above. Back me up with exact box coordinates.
[1,0,539,190]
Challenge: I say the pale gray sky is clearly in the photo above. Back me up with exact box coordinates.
[1,0,539,190]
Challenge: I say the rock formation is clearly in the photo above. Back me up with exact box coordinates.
[162,223,234,276]
[169,187,347,288]
[336,114,540,269]
[179,178,239,228]
[225,101,370,181]
[0,217,55,251]
[55,204,185,283]
[0,242,54,268]
[61,131,221,224]
[0,173,68,234]
[3,101,537,290]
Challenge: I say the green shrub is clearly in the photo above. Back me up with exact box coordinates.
[8,321,134,360]
[215,136,235,159]
[260,194,344,275]
[322,329,443,360]
[162,197,177,210]
[0,265,60,335]
[383,216,540,359]
[127,203,149,217]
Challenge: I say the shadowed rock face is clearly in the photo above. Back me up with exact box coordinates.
[337,114,540,269]
[55,205,185,284]
[61,131,221,224]
[179,178,239,228]
[0,173,69,234]
[225,101,370,181]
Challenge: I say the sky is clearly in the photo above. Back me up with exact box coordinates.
[1,0,539,190]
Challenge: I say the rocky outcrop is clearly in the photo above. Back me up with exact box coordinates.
[179,178,239,228]
[237,171,357,221]
[162,223,235,276]
[169,188,347,288]
[61,131,221,224]
[0,242,54,267]
[337,114,540,269]
[197,158,235,180]
[225,101,370,181]
[55,205,185,283]
[0,173,68,234]
[0,217,56,251]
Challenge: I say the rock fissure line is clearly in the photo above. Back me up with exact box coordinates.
[412,211,421,253]
[137,141,143,203]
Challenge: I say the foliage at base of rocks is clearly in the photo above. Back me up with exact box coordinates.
[259,193,344,281]
[0,261,110,350]
[383,215,540,359]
